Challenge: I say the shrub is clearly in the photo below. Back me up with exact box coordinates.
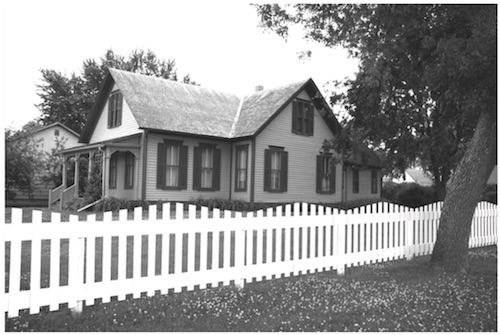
[382,182,438,207]
[482,184,497,204]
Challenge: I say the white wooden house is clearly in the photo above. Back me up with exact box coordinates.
[51,69,382,208]
[7,122,80,207]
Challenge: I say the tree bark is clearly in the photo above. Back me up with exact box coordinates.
[430,110,497,272]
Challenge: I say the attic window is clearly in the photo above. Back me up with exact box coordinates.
[108,91,123,128]
[292,99,314,136]
[54,129,59,136]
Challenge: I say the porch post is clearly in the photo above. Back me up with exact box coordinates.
[60,156,68,210]
[88,151,93,183]
[75,153,80,198]
[102,148,108,199]
[62,156,67,189]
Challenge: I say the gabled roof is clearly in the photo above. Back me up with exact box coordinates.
[80,68,341,142]
[32,122,80,137]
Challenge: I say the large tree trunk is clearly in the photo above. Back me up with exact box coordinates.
[430,110,497,272]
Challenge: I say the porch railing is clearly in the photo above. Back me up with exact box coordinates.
[48,185,63,208]
[61,184,77,209]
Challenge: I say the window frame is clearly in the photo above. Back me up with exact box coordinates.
[193,143,221,192]
[292,99,314,136]
[108,90,123,129]
[352,168,360,194]
[316,154,336,194]
[156,139,188,190]
[264,146,288,193]
[124,151,135,189]
[235,144,249,192]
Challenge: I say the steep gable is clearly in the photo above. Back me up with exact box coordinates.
[81,69,342,143]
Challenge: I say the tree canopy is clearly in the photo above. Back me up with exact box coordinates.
[256,4,496,199]
[36,49,197,134]
[256,4,497,272]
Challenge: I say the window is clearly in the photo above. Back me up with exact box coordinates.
[264,146,288,193]
[371,170,378,194]
[54,129,60,136]
[316,155,336,194]
[235,145,248,192]
[292,99,314,136]
[108,91,123,128]
[125,152,135,189]
[352,168,359,193]
[193,144,221,191]
[109,153,118,189]
[157,140,188,190]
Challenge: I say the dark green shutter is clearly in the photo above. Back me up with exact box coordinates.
[281,151,288,192]
[292,101,299,134]
[264,149,271,191]
[116,93,123,126]
[307,104,314,136]
[213,148,221,191]
[193,147,201,190]
[178,145,188,190]
[157,142,165,189]
[316,155,323,193]
[108,94,114,128]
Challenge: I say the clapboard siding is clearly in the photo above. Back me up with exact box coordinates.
[253,90,343,203]
[145,133,231,202]
[33,126,80,153]
[89,84,142,144]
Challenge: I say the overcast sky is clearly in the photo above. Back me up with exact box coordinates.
[2,0,359,130]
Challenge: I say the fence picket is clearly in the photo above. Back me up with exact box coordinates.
[3,200,497,319]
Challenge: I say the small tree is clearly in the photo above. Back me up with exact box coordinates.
[40,136,67,188]
[5,127,45,200]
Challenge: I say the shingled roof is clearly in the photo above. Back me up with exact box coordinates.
[80,68,340,142]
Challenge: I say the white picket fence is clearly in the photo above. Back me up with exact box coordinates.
[3,201,497,319]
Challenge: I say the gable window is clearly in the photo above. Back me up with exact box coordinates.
[292,99,314,136]
[235,145,248,192]
[316,155,336,194]
[352,168,359,193]
[371,170,378,194]
[264,146,288,193]
[157,139,188,190]
[54,129,60,136]
[108,91,123,128]
[109,152,118,189]
[125,152,135,189]
[193,144,221,191]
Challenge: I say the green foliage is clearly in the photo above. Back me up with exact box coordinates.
[382,182,438,207]
[40,136,67,187]
[255,4,496,198]
[36,49,198,134]
[5,126,45,199]
[481,185,497,205]
[190,197,274,212]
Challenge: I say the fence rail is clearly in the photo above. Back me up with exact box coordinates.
[3,201,497,318]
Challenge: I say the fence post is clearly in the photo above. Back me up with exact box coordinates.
[336,209,346,276]
[404,207,414,261]
[68,214,85,317]
[234,212,245,289]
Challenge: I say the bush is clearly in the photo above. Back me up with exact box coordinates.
[382,182,438,207]
[482,184,497,204]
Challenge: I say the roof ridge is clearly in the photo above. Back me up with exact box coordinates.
[229,95,247,138]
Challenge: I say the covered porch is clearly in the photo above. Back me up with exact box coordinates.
[49,136,142,210]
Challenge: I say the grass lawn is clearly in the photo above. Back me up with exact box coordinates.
[5,246,497,332]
